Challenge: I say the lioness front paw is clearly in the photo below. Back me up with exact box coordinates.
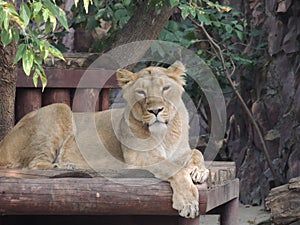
[187,149,209,184]
[190,167,209,184]
[172,185,199,218]
[177,199,199,218]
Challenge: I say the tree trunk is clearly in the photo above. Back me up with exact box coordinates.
[105,0,173,70]
[0,42,17,141]
[112,1,174,48]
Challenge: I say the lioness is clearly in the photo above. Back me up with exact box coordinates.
[0,61,209,218]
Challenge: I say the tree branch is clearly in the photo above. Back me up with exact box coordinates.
[193,20,281,187]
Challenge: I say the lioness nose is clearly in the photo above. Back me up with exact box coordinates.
[148,107,164,116]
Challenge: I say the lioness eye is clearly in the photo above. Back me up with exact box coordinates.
[162,86,170,92]
[136,90,146,96]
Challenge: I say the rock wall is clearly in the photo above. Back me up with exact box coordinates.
[226,0,300,205]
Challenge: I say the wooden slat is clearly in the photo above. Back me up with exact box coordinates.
[17,69,118,89]
[100,89,110,110]
[15,89,42,122]
[42,89,71,106]
[72,88,100,112]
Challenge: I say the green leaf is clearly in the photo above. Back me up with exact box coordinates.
[49,13,57,31]
[189,6,196,18]
[39,71,48,91]
[49,45,64,61]
[3,10,10,30]
[11,27,19,42]
[43,9,49,22]
[13,43,26,64]
[45,20,52,34]
[114,8,128,20]
[212,21,221,27]
[180,5,189,19]
[32,2,43,17]
[39,41,50,60]
[44,0,69,30]
[33,69,39,87]
[20,3,31,26]
[0,8,4,27]
[235,24,243,31]
[35,13,43,25]
[235,30,243,41]
[22,49,34,76]
[95,8,106,19]
[225,24,233,33]
[123,0,131,7]
[170,0,179,7]
[1,29,12,46]
[196,10,211,25]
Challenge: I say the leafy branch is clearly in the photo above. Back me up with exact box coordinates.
[0,0,94,90]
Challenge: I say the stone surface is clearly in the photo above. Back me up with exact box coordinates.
[225,0,300,205]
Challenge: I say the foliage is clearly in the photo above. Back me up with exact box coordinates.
[70,0,137,51]
[0,0,72,89]
[157,0,263,102]
[0,0,263,94]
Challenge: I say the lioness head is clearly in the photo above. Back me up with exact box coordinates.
[116,61,186,134]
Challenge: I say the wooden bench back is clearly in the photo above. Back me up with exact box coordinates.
[16,68,119,122]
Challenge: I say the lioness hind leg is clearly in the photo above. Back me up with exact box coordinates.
[187,149,209,184]
[169,169,199,218]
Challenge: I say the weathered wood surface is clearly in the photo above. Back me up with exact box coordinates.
[0,161,236,185]
[265,176,300,224]
[0,162,238,216]
[205,161,236,186]
[17,68,117,89]
[15,89,42,122]
[0,175,207,216]
[0,175,238,217]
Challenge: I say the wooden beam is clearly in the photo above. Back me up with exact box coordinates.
[0,176,207,216]
[206,178,239,212]
[17,69,118,89]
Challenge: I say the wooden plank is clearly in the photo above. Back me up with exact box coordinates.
[72,88,100,112]
[43,89,70,106]
[99,89,110,110]
[17,69,118,89]
[15,89,42,121]
[0,177,207,216]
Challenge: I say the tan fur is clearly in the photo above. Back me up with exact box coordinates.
[0,61,209,218]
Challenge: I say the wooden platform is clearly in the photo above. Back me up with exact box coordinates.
[0,162,239,225]
[13,66,239,224]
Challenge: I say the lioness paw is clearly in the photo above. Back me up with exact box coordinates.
[190,167,209,184]
[171,184,200,219]
[177,200,199,218]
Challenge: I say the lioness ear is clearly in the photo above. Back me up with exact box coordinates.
[116,69,137,88]
[167,61,186,86]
